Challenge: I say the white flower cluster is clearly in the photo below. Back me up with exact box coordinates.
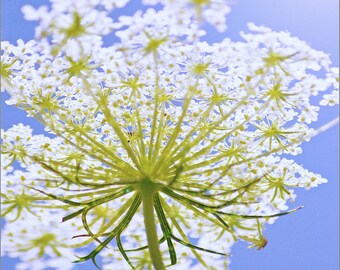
[1,0,338,269]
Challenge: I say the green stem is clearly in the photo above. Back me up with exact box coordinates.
[140,179,165,270]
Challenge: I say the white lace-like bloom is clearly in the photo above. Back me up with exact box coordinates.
[320,90,339,106]
[1,0,338,269]
[1,210,81,270]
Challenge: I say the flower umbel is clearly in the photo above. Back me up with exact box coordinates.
[1,0,339,269]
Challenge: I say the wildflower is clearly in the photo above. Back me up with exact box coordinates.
[1,0,338,269]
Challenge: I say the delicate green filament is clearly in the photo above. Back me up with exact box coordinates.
[139,178,165,270]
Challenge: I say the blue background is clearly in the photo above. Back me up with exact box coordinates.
[1,0,339,269]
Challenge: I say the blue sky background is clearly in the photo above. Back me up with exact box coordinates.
[1,0,339,269]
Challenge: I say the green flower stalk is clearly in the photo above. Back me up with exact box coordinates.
[1,1,339,269]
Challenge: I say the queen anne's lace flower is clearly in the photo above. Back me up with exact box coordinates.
[1,209,83,270]
[1,0,338,269]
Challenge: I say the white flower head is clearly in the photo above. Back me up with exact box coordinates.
[1,0,338,269]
